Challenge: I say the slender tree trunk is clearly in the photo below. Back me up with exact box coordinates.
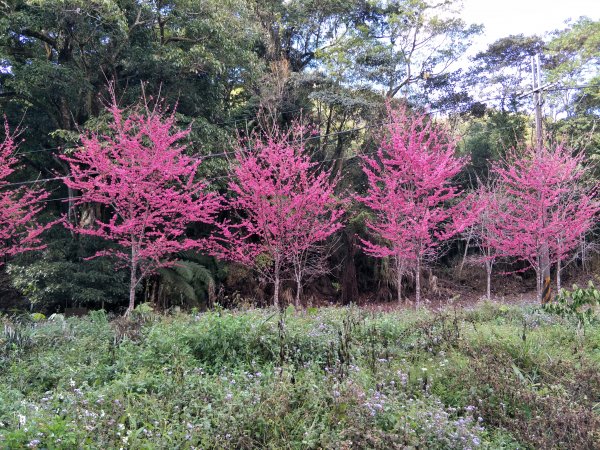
[150,279,157,307]
[541,248,551,301]
[295,275,301,308]
[415,258,421,308]
[539,254,553,304]
[486,261,492,301]
[273,259,281,309]
[540,243,551,303]
[536,270,543,303]
[274,276,280,309]
[127,267,137,315]
[341,232,358,305]
[127,280,136,314]
[158,284,165,310]
[126,245,138,316]
[580,238,587,272]
[557,258,562,292]
[66,185,77,228]
[457,232,472,278]
[396,257,403,304]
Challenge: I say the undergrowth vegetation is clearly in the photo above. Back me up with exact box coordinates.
[1,302,599,449]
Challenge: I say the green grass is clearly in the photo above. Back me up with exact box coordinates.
[0,302,598,449]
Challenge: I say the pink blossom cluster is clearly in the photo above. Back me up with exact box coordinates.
[0,120,51,260]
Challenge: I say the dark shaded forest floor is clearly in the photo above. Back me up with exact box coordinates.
[1,264,597,315]
[0,273,27,311]
[360,268,598,313]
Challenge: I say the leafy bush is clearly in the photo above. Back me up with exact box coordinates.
[7,231,128,312]
[544,281,600,324]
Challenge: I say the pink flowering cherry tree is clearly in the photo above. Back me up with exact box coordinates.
[491,144,598,300]
[359,106,473,306]
[214,124,344,308]
[0,121,52,261]
[467,183,505,300]
[62,97,221,315]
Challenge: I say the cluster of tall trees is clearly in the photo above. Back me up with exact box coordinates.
[0,0,599,311]
[1,96,597,313]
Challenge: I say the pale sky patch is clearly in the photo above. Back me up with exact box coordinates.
[461,0,600,52]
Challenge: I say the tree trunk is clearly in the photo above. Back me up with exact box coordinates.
[541,253,551,303]
[126,268,136,316]
[66,185,77,228]
[340,232,358,305]
[125,246,138,316]
[486,261,492,301]
[580,238,588,272]
[556,258,562,293]
[294,276,301,308]
[536,270,543,303]
[541,246,551,303]
[457,232,472,278]
[396,257,403,304]
[415,258,421,308]
[273,259,281,309]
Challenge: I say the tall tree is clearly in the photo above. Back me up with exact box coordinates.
[468,183,504,300]
[491,143,598,300]
[319,0,481,102]
[214,123,344,308]
[546,17,600,91]
[0,0,262,166]
[359,105,471,306]
[459,109,529,181]
[62,96,221,314]
[467,34,545,112]
[545,17,600,166]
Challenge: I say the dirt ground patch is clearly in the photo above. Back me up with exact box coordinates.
[358,266,598,312]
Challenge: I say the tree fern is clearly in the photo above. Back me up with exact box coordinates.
[157,260,216,308]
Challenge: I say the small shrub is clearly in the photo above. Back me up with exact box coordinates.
[545,281,600,324]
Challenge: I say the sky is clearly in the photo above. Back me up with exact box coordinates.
[461,0,600,52]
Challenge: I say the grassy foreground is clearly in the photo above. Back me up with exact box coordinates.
[1,303,599,449]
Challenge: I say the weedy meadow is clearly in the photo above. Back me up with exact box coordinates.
[1,300,599,449]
